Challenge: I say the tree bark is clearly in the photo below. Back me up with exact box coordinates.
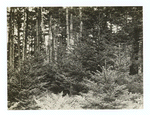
[22,8,28,61]
[70,7,73,45]
[8,7,14,70]
[22,8,25,61]
[98,10,101,40]
[141,40,143,73]
[41,7,44,52]
[24,8,28,60]
[49,14,53,63]
[55,33,58,62]
[66,7,69,47]
[7,8,10,65]
[38,7,42,51]
[17,9,21,70]
[16,8,21,88]
[52,27,56,63]
[35,7,39,53]
[7,8,11,67]
[79,7,82,38]
[129,27,140,75]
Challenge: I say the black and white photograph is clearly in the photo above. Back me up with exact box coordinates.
[6,6,143,110]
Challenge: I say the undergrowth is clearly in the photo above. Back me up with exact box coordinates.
[8,64,143,110]
[7,46,143,110]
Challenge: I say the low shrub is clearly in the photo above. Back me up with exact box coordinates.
[8,91,85,110]
[79,67,143,109]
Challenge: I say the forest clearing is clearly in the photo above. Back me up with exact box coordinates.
[7,7,143,110]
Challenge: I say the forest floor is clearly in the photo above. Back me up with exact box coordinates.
[8,90,143,110]
[8,72,143,110]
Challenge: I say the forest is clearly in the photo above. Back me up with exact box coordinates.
[7,7,143,110]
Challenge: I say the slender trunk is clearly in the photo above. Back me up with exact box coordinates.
[55,35,58,62]
[7,8,10,65]
[129,27,140,75]
[35,7,39,53]
[8,7,14,70]
[70,7,73,45]
[24,8,28,60]
[98,11,101,40]
[110,13,112,34]
[38,7,41,51]
[52,29,56,63]
[41,7,44,52]
[17,28,21,69]
[76,33,79,42]
[79,7,82,38]
[12,20,14,70]
[66,7,69,47]
[141,40,143,73]
[17,11,21,70]
[58,11,62,48]
[31,38,34,56]
[49,15,52,63]
[52,37,55,63]
[57,11,62,63]
[8,8,11,68]
[22,8,27,61]
[22,9,25,61]
[118,43,121,68]
[34,24,37,54]
[104,59,107,82]
[138,39,143,74]
[17,9,21,88]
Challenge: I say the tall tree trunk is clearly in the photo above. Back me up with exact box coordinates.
[35,7,39,53]
[22,8,28,61]
[22,9,25,61]
[79,7,82,38]
[141,40,143,73]
[129,27,140,75]
[31,38,34,56]
[55,34,58,62]
[52,27,56,63]
[110,13,112,34]
[7,8,10,65]
[138,39,143,74]
[17,9,21,88]
[41,7,44,52]
[17,10,21,70]
[38,7,41,51]
[98,10,101,40]
[57,11,62,63]
[24,7,28,60]
[66,7,69,48]
[49,14,52,63]
[7,8,11,67]
[8,7,14,70]
[11,8,14,69]
[70,7,73,45]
